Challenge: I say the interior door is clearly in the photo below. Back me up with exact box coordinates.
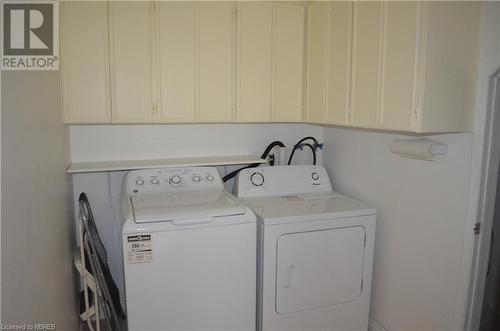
[480,157,500,331]
[276,226,366,314]
[473,70,500,331]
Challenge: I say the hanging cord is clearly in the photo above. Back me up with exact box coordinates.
[301,143,317,165]
[287,136,324,165]
[223,140,285,182]
[287,136,318,165]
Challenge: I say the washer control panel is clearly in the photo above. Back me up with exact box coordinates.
[234,165,332,198]
[125,167,223,195]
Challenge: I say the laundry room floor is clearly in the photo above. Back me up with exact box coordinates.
[80,320,126,331]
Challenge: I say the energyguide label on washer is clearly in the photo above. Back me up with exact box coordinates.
[127,234,152,263]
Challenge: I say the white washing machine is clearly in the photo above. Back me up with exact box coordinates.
[235,165,376,331]
[121,167,256,331]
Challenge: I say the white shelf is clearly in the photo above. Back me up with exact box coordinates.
[67,155,265,174]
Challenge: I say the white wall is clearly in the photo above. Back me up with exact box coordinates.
[69,123,324,308]
[1,72,77,329]
[323,128,473,331]
[70,123,323,162]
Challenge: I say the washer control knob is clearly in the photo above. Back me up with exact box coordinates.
[169,175,181,185]
[135,178,144,186]
[151,178,159,185]
[206,175,214,182]
[311,172,319,181]
[193,175,201,182]
[250,172,265,186]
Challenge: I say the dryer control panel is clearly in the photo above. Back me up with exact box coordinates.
[234,165,332,198]
[124,167,223,195]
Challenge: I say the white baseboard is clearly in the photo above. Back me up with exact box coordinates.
[368,317,388,331]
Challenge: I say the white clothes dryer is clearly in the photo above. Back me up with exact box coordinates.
[235,165,376,331]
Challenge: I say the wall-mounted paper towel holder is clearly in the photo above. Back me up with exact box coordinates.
[389,138,447,161]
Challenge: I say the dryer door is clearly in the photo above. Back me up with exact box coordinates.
[276,226,365,314]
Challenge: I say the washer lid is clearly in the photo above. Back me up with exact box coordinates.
[131,190,245,223]
[239,191,376,225]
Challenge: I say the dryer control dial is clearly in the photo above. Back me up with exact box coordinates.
[311,172,319,181]
[250,172,265,186]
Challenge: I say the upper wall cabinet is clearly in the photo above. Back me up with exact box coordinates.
[379,2,420,131]
[60,1,111,123]
[325,2,351,126]
[236,2,305,122]
[306,1,481,133]
[385,1,480,133]
[155,2,236,122]
[61,1,480,133]
[306,1,351,126]
[273,2,305,122]
[349,1,383,129]
[305,2,327,124]
[197,2,236,122]
[237,2,273,122]
[417,2,481,133]
[156,2,196,122]
[114,1,237,123]
[109,2,154,123]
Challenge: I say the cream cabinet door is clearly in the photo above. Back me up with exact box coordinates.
[272,3,305,122]
[350,2,383,128]
[305,2,327,123]
[157,2,195,122]
[325,2,352,125]
[236,2,273,122]
[60,1,110,123]
[418,2,481,133]
[109,2,154,123]
[379,2,420,131]
[197,2,236,122]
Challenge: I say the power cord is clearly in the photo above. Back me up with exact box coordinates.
[287,136,324,165]
[223,140,285,182]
